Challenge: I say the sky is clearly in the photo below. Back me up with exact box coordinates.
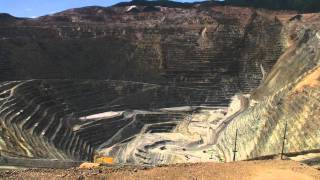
[0,0,203,18]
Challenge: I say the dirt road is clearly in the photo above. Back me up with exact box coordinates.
[212,95,249,144]
[0,160,319,180]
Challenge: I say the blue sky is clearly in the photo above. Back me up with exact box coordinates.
[0,0,203,18]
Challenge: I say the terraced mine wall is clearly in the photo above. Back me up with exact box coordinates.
[95,13,320,165]
[0,79,213,161]
[0,6,284,105]
[3,4,318,166]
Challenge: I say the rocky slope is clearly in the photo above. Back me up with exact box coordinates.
[97,11,320,165]
[215,13,320,162]
[0,2,319,167]
[0,4,285,105]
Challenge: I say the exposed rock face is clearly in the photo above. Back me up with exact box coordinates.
[0,3,319,166]
[216,14,320,162]
[103,14,320,164]
[96,12,320,164]
[0,5,284,105]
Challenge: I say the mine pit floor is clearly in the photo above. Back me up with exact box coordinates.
[0,160,319,180]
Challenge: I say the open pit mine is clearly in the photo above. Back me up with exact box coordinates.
[0,2,319,168]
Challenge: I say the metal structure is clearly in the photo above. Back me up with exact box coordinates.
[281,121,288,160]
[233,129,238,161]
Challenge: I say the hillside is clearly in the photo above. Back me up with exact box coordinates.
[0,4,284,103]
